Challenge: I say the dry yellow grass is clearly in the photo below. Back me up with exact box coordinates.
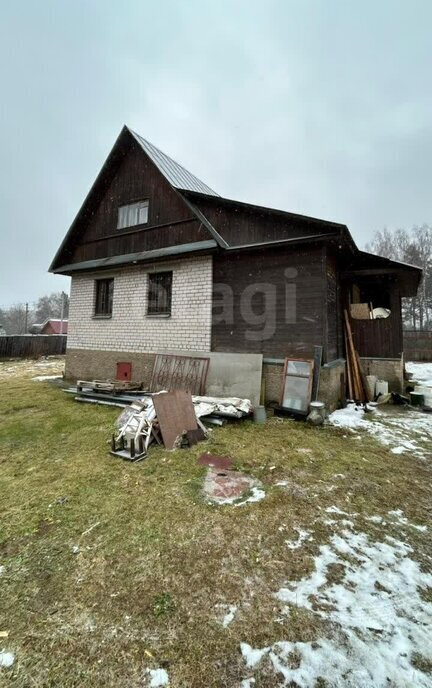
[0,358,431,687]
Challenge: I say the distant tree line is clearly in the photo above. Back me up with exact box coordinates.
[366,224,432,330]
[0,292,69,335]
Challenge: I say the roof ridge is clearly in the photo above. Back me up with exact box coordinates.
[128,128,219,197]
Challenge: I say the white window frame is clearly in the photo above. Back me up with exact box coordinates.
[117,200,149,229]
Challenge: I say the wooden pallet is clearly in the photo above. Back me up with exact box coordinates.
[77,379,142,394]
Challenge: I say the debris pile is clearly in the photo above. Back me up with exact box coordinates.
[108,391,252,462]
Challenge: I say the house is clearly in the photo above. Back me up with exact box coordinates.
[31,319,68,335]
[40,319,68,335]
[49,126,421,409]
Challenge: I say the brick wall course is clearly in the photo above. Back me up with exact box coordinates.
[67,256,212,354]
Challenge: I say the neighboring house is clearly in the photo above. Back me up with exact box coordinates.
[0,325,6,337]
[40,319,68,335]
[49,126,421,408]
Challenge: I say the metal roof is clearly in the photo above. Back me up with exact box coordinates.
[53,240,218,274]
[129,128,219,197]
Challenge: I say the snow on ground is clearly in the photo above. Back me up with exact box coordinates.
[0,652,14,668]
[32,374,62,381]
[285,529,312,550]
[328,402,432,459]
[145,667,169,687]
[235,487,266,507]
[239,510,432,687]
[406,361,432,387]
[222,605,238,628]
[0,357,65,380]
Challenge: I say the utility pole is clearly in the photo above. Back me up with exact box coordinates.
[24,302,29,334]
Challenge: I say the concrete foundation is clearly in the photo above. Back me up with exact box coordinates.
[66,347,404,411]
[65,348,156,387]
[65,348,263,404]
[360,357,404,393]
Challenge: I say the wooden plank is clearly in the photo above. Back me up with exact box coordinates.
[311,346,323,401]
[350,303,371,320]
[152,390,198,449]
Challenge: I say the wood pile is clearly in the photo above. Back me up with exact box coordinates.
[344,309,371,403]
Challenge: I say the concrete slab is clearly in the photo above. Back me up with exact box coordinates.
[162,350,263,405]
[203,468,259,504]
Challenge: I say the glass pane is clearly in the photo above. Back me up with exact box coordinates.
[138,202,148,224]
[287,360,311,376]
[118,206,128,229]
[127,204,136,227]
[282,375,310,411]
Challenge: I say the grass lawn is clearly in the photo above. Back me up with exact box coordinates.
[0,358,431,687]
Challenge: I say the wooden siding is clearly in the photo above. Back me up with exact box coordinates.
[348,283,403,358]
[326,250,343,361]
[61,138,209,267]
[187,194,336,247]
[211,246,327,359]
[351,316,403,358]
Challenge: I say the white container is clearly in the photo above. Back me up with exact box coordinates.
[307,401,326,426]
[424,393,432,408]
[376,380,388,396]
[366,375,377,398]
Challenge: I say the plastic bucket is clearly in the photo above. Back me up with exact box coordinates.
[253,405,266,424]
[376,380,388,396]
[410,392,424,407]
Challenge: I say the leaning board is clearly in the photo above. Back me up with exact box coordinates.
[152,390,198,449]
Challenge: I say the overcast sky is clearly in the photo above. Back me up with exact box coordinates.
[1,0,431,307]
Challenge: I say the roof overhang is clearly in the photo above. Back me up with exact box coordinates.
[341,250,422,297]
[52,240,218,275]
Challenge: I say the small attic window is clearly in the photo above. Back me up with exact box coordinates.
[117,200,149,229]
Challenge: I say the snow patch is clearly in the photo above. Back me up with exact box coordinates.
[0,651,14,668]
[406,361,432,387]
[240,518,432,686]
[328,401,432,459]
[234,487,266,507]
[285,529,311,550]
[146,668,169,687]
[32,374,62,381]
[222,605,237,627]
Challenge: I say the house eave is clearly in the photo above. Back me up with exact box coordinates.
[51,239,218,275]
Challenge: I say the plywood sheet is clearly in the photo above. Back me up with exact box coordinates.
[350,303,371,320]
[152,391,198,449]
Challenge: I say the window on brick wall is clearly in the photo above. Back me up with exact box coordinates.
[94,278,114,317]
[147,271,172,316]
[117,200,149,229]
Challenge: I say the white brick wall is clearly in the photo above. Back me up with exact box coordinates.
[68,256,213,353]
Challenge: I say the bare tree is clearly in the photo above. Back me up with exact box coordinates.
[0,291,69,334]
[366,224,432,330]
[35,292,69,323]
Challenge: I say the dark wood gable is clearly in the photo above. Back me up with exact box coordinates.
[182,191,343,247]
[50,128,212,271]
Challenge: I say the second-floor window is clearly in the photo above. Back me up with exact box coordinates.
[117,200,149,229]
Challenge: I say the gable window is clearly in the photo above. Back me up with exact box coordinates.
[117,200,149,229]
[147,271,172,316]
[94,278,114,317]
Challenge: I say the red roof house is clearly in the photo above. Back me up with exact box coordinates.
[40,319,68,335]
